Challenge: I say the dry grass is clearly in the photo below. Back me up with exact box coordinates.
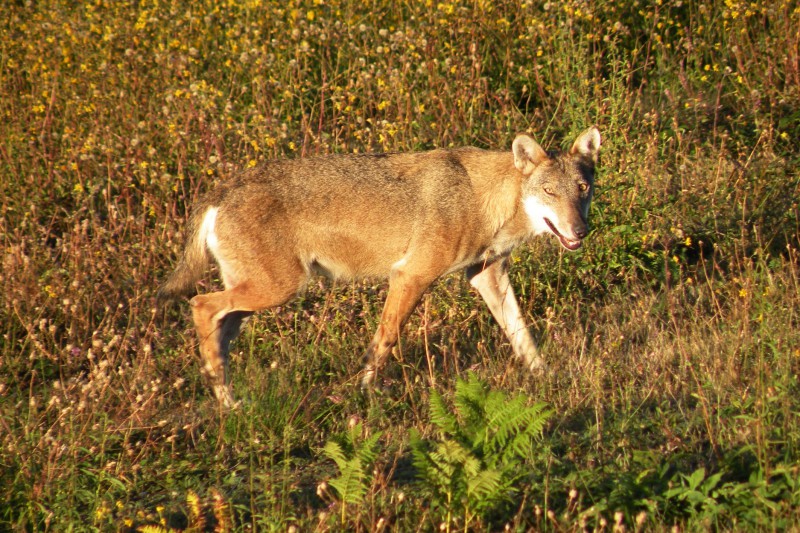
[2,0,799,530]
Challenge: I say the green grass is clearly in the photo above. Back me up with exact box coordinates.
[2,0,799,530]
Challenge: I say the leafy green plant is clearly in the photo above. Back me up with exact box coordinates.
[659,459,800,530]
[321,421,382,525]
[410,373,551,530]
[663,467,726,523]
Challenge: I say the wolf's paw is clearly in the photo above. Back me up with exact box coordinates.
[526,355,547,375]
[213,384,240,411]
[360,365,376,389]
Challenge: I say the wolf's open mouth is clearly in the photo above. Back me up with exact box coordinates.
[544,218,582,251]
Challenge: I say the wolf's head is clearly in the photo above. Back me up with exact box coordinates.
[512,127,601,251]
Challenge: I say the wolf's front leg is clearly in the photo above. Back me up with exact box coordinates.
[466,258,545,372]
[361,267,436,387]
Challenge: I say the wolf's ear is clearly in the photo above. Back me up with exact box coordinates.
[569,126,601,163]
[512,134,548,175]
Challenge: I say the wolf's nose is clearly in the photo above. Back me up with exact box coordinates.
[574,226,588,239]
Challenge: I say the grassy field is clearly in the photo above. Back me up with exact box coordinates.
[2,0,800,530]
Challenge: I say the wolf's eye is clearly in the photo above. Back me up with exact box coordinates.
[578,182,589,192]
[543,186,555,196]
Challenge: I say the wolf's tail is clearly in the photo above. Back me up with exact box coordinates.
[157,207,211,301]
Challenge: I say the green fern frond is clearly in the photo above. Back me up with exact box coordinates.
[356,430,382,466]
[322,440,349,469]
[435,440,473,469]
[453,373,489,433]
[409,428,430,467]
[455,372,488,405]
[466,468,503,502]
[321,423,382,506]
[411,375,552,525]
[429,388,459,436]
[328,457,368,504]
[485,395,551,460]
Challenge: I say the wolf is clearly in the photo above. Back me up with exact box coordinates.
[158,127,601,406]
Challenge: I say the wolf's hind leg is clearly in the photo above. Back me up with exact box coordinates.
[208,310,253,406]
[190,266,304,407]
